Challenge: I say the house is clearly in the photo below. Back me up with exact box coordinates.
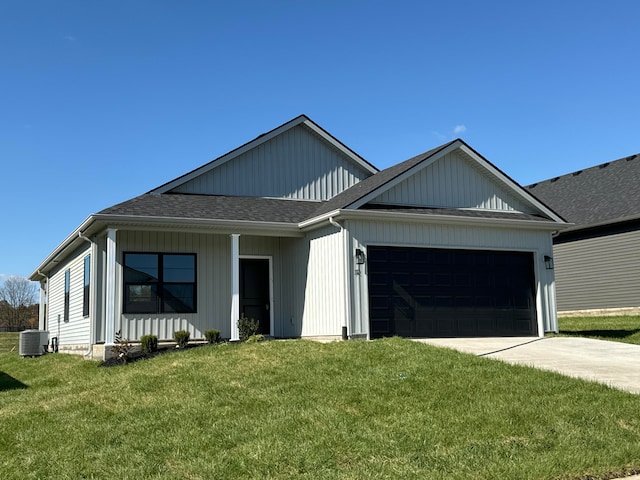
[527,153,640,315]
[30,115,567,359]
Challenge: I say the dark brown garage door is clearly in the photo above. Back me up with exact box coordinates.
[368,246,537,338]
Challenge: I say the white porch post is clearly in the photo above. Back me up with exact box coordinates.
[230,234,240,341]
[38,280,47,331]
[105,228,118,345]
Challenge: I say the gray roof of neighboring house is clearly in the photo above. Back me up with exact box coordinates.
[99,193,322,224]
[526,153,640,227]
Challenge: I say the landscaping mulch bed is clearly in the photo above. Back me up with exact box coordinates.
[99,343,210,367]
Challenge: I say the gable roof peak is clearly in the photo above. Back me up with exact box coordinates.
[150,114,378,195]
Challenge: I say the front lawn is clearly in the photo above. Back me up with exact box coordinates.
[558,315,640,345]
[1,338,639,479]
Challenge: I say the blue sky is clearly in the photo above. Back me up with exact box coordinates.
[1,0,639,280]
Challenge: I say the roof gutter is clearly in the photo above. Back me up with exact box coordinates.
[300,209,572,231]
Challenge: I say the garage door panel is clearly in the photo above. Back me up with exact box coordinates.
[368,246,537,338]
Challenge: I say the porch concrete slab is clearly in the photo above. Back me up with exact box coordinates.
[416,337,640,394]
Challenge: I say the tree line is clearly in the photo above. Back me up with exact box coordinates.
[0,276,38,331]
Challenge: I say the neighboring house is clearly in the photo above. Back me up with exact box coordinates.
[30,115,567,359]
[527,153,640,315]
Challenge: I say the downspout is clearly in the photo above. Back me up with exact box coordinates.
[78,232,95,357]
[329,216,350,340]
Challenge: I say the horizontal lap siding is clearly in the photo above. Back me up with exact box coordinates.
[554,230,640,311]
[372,152,534,213]
[119,231,230,340]
[172,125,371,200]
[46,246,91,347]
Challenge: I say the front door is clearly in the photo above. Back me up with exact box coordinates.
[240,258,271,335]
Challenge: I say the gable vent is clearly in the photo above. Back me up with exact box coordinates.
[598,162,610,169]
[572,170,583,176]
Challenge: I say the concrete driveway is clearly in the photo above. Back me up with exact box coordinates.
[417,336,640,394]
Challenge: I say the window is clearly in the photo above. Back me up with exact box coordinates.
[83,254,90,317]
[123,253,196,314]
[64,269,70,322]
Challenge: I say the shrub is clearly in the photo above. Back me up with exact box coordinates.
[173,330,190,348]
[238,314,259,342]
[140,334,158,354]
[204,329,220,344]
[111,330,132,364]
[245,334,265,344]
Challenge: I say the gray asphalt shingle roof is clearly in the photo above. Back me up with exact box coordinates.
[526,153,640,227]
[98,193,322,224]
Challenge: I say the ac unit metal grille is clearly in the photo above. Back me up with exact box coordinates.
[19,330,49,356]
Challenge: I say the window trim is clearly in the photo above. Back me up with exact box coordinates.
[123,252,197,314]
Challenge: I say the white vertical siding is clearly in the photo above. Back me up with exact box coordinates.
[279,225,345,337]
[46,246,91,349]
[118,231,231,341]
[171,125,371,200]
[348,220,557,335]
[372,151,535,213]
[554,229,640,311]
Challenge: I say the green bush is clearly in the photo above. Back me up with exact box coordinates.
[173,330,190,348]
[204,329,220,344]
[238,314,259,342]
[140,334,158,353]
[245,334,265,344]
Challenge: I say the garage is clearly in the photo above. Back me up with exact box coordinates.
[367,246,538,338]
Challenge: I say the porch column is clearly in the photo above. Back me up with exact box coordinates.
[105,228,118,345]
[230,234,240,341]
[38,280,47,331]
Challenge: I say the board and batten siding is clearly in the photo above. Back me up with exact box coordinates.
[46,245,92,350]
[118,231,231,341]
[372,151,536,213]
[279,225,346,337]
[554,229,640,311]
[347,219,558,335]
[171,125,372,200]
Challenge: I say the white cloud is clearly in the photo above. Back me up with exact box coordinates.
[453,124,467,135]
[64,35,76,41]
[431,131,448,141]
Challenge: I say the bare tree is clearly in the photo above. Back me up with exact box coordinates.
[0,276,38,329]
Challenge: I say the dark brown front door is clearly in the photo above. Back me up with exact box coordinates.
[240,258,271,335]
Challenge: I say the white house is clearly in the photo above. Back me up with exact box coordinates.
[30,115,567,359]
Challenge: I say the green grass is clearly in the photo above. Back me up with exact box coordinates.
[1,338,640,480]
[558,315,640,345]
[0,332,19,352]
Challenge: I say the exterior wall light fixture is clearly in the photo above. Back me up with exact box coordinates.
[544,255,554,270]
[355,248,365,265]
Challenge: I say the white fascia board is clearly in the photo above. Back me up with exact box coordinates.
[301,119,378,174]
[456,144,566,224]
[29,213,305,280]
[348,141,463,210]
[29,216,97,281]
[91,214,305,237]
[300,209,572,232]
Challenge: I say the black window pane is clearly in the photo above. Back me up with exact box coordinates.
[163,255,195,282]
[163,284,195,313]
[125,284,158,313]
[124,254,159,282]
